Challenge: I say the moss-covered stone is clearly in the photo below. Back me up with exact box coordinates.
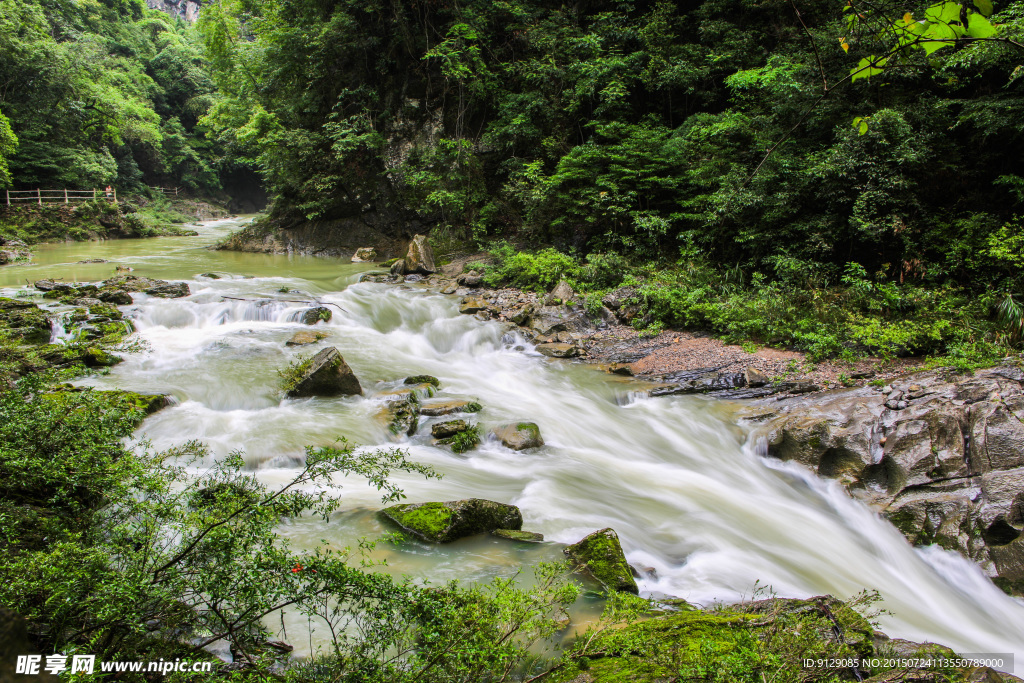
[83,347,123,367]
[492,529,544,543]
[0,298,51,343]
[419,399,482,416]
[87,303,122,320]
[491,422,544,450]
[381,498,523,543]
[431,419,469,439]
[404,374,440,388]
[284,347,362,397]
[564,527,638,594]
[376,397,418,438]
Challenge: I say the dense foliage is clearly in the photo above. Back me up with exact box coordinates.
[0,0,221,193]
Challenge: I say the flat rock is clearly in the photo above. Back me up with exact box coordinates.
[419,399,482,416]
[103,275,163,292]
[285,347,362,398]
[286,330,326,346]
[564,528,638,593]
[459,296,486,314]
[352,247,376,262]
[145,282,191,298]
[431,419,469,439]
[492,529,545,543]
[491,422,544,450]
[381,498,522,543]
[536,342,579,358]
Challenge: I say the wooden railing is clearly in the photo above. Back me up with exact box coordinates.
[4,188,117,205]
[149,185,180,197]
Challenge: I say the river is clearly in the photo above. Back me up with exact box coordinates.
[3,217,1022,667]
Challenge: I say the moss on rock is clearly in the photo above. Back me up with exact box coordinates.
[564,527,638,594]
[381,498,523,543]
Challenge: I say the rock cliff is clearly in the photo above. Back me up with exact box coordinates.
[145,0,201,22]
[744,363,1024,594]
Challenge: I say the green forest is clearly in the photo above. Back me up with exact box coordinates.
[2,0,1024,364]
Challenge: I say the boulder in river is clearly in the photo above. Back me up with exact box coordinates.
[352,247,376,262]
[376,396,418,437]
[145,282,191,299]
[103,275,163,292]
[390,259,407,276]
[564,527,639,594]
[404,234,436,274]
[419,399,483,416]
[381,498,523,543]
[492,529,545,543]
[431,419,469,439]
[404,374,440,388]
[97,287,133,305]
[298,306,332,325]
[459,296,486,314]
[284,347,362,398]
[286,330,327,346]
[491,422,544,450]
[83,347,123,367]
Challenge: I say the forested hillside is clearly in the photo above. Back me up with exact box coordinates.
[198,0,1024,365]
[0,0,221,194]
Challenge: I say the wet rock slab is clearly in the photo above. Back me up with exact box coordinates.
[381,499,523,543]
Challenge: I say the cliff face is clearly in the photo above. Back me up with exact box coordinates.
[145,0,201,22]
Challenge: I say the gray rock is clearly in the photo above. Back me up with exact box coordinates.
[459,296,486,314]
[491,422,544,450]
[390,259,407,276]
[745,366,770,387]
[544,280,574,305]
[376,397,418,437]
[285,347,362,398]
[145,282,191,298]
[286,330,326,346]
[97,288,133,305]
[431,419,469,439]
[536,342,579,358]
[352,247,377,262]
[492,529,545,543]
[405,234,436,274]
[457,272,483,287]
[419,399,483,416]
[381,498,523,543]
[298,306,332,325]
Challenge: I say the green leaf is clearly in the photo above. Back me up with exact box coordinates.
[967,12,997,37]
[925,1,964,25]
[851,56,887,81]
[973,0,994,17]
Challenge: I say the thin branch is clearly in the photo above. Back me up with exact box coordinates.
[790,0,829,91]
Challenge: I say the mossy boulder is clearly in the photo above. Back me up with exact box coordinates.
[83,347,123,367]
[146,282,191,298]
[492,529,544,543]
[103,275,164,292]
[491,422,544,451]
[564,527,638,594]
[87,303,122,320]
[431,419,469,438]
[381,499,523,543]
[0,298,52,343]
[298,306,332,325]
[97,287,133,305]
[286,330,327,346]
[284,347,362,397]
[419,399,482,416]
[404,374,440,388]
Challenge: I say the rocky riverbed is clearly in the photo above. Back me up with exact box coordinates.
[366,238,1024,598]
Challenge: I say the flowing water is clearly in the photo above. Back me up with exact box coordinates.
[3,218,1022,668]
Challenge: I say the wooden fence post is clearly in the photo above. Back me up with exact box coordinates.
[113,188,117,203]
[5,189,8,206]
[37,189,41,205]
[64,189,68,204]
